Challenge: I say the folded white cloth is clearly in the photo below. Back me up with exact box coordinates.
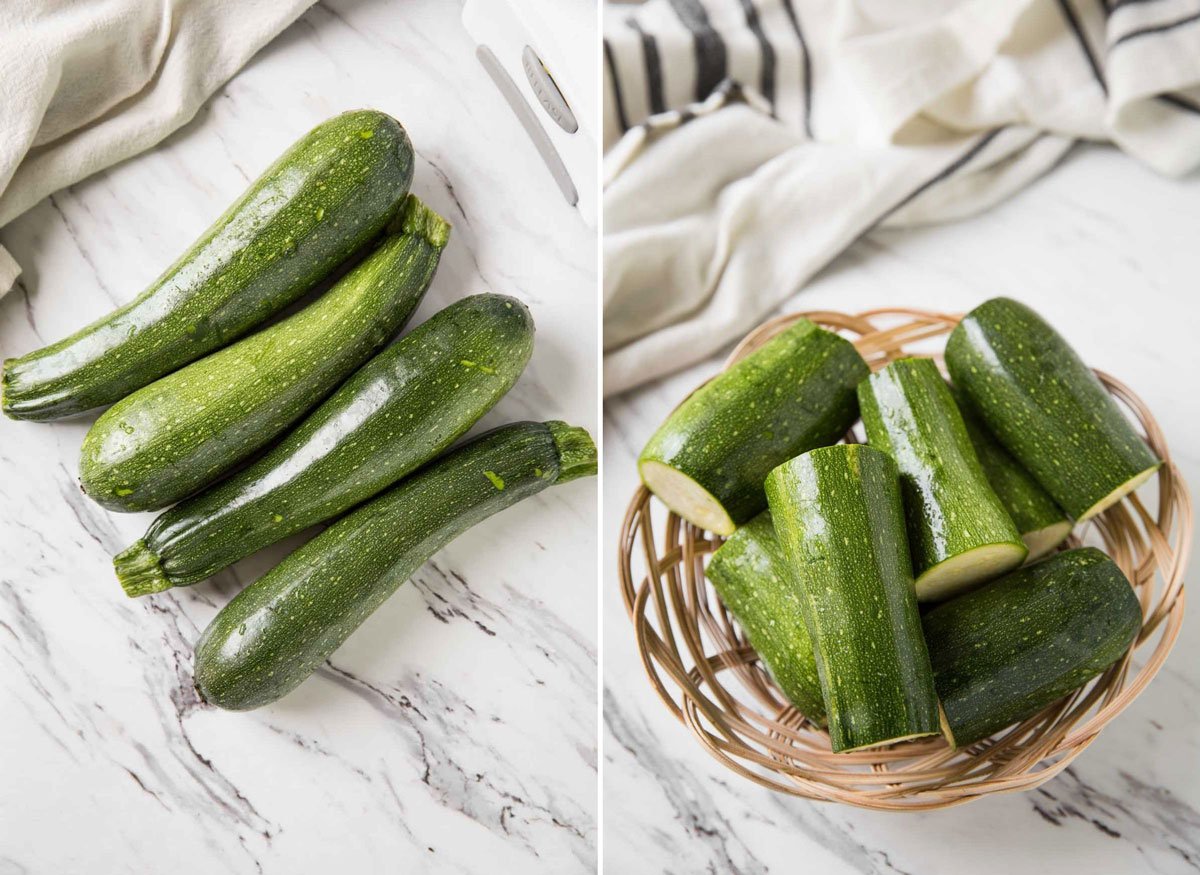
[603,0,1200,395]
[0,0,316,296]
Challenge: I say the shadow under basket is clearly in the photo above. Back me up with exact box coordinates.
[617,307,1191,811]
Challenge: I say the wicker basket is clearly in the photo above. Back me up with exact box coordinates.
[617,307,1191,810]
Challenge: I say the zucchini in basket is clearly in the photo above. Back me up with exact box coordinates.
[858,357,1027,601]
[945,297,1160,521]
[951,386,1071,561]
[706,513,826,725]
[765,444,944,753]
[922,547,1142,747]
[639,318,867,535]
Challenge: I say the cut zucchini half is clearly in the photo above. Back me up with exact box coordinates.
[639,459,736,534]
[915,541,1028,602]
[1077,463,1160,521]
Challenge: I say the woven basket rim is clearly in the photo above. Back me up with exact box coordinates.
[616,306,1191,810]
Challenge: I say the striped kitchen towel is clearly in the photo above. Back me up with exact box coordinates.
[603,0,1200,395]
[0,0,317,298]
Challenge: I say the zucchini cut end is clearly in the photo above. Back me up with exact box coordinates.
[1077,463,1160,521]
[546,421,598,483]
[114,539,172,598]
[639,459,736,535]
[835,729,942,754]
[1022,520,1073,562]
[915,541,1028,603]
[938,703,957,750]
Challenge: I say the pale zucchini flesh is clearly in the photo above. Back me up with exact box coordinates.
[641,460,735,535]
[915,542,1030,602]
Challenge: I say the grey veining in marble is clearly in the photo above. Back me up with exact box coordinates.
[0,1,597,873]
[603,143,1200,875]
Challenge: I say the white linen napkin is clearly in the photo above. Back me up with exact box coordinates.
[603,0,1200,395]
[0,0,317,296]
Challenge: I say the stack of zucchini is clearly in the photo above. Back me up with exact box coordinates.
[2,110,596,712]
[641,300,1153,752]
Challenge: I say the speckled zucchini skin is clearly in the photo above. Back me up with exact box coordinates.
[858,357,1026,590]
[945,298,1160,520]
[80,196,447,513]
[951,386,1070,558]
[193,420,597,711]
[706,513,827,725]
[922,547,1142,746]
[2,110,415,421]
[639,318,868,532]
[114,294,533,594]
[765,444,941,753]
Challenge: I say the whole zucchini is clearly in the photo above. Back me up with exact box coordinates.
[193,420,597,711]
[858,357,1027,601]
[765,444,943,753]
[951,387,1071,561]
[639,318,868,535]
[706,513,826,725]
[922,547,1142,746]
[80,195,448,512]
[114,294,534,595]
[2,110,414,421]
[945,298,1160,520]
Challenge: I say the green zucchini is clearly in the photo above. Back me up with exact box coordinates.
[858,357,1026,601]
[2,110,414,421]
[922,547,1142,747]
[114,294,533,596]
[706,513,826,725]
[193,420,596,711]
[951,387,1071,561]
[945,298,1160,521]
[639,318,868,535]
[764,444,943,753]
[80,195,447,513]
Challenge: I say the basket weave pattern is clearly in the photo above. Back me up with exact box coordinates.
[617,308,1191,810]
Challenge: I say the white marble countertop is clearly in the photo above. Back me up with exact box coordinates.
[603,143,1200,874]
[0,2,597,872]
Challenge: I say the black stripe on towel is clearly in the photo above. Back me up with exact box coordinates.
[1158,92,1200,114]
[668,0,728,101]
[1108,0,1176,11]
[780,0,814,137]
[604,38,630,133]
[875,129,1007,226]
[1055,0,1109,94]
[626,17,667,115]
[737,0,776,109]
[1111,9,1200,46]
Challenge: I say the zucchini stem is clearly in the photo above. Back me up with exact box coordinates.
[113,540,172,598]
[546,421,597,483]
[394,194,451,249]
